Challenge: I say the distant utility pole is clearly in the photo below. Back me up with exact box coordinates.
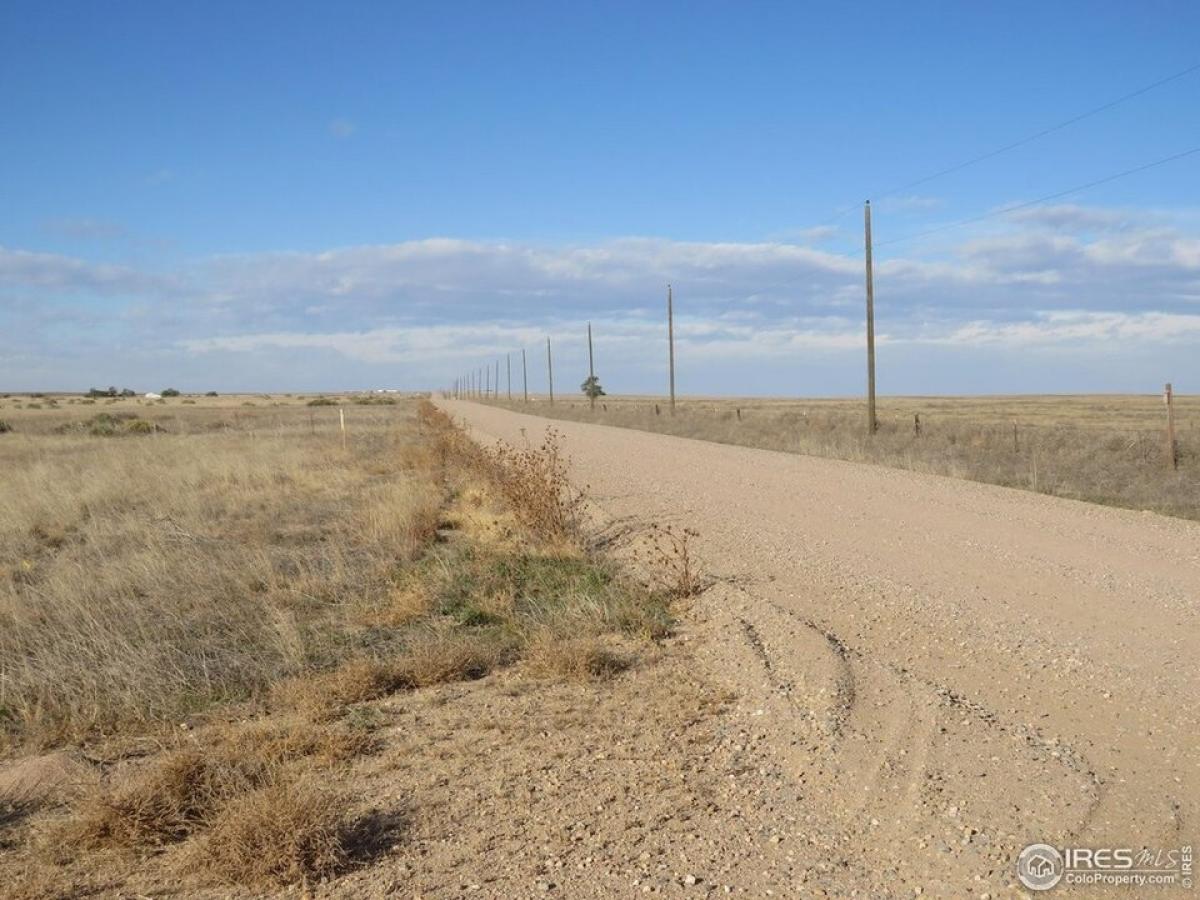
[494,359,500,400]
[1165,382,1178,469]
[485,364,490,399]
[667,284,676,415]
[506,353,512,402]
[864,200,878,435]
[546,337,555,405]
[522,348,528,403]
[587,322,596,410]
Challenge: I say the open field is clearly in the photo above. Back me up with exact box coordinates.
[4,391,1197,896]
[479,392,1200,519]
[0,394,697,896]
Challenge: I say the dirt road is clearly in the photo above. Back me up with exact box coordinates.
[441,399,1198,896]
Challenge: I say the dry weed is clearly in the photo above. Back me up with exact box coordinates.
[524,630,628,681]
[185,776,350,888]
[66,749,253,848]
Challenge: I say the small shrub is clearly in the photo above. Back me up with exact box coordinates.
[525,630,627,681]
[187,777,350,888]
[123,419,157,434]
[307,397,337,407]
[0,420,12,434]
[68,750,252,848]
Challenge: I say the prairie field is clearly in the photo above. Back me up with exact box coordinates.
[0,393,679,896]
[483,392,1200,520]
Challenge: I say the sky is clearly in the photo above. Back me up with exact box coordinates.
[2,0,1199,396]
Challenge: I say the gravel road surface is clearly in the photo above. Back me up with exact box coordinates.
[441,399,1198,896]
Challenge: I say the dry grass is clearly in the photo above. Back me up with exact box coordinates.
[0,393,676,893]
[0,397,438,747]
[486,393,1200,520]
[183,776,351,888]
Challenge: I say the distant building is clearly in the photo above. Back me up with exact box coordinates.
[144,392,162,400]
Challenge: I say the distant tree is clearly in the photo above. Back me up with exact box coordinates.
[580,375,606,399]
[161,388,181,397]
[205,391,219,397]
[119,388,137,397]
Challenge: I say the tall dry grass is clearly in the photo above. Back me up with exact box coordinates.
[0,400,439,747]
[0,394,677,893]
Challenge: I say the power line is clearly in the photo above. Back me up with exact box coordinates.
[869,60,1200,203]
[736,142,1199,303]
[876,143,1200,247]
[810,60,1200,236]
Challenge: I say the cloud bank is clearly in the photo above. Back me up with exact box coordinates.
[2,203,1198,393]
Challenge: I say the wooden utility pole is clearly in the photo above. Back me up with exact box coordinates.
[587,322,596,410]
[667,284,676,415]
[1165,382,1178,469]
[484,365,490,398]
[522,348,528,403]
[506,353,512,401]
[546,337,555,405]
[495,359,500,400]
[864,200,878,435]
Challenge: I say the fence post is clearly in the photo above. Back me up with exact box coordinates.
[1165,383,1178,469]
[914,413,921,436]
[547,337,554,405]
[339,407,346,451]
[507,353,512,402]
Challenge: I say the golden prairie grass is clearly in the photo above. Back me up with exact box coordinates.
[486,393,1200,520]
[0,399,439,747]
[1,394,675,893]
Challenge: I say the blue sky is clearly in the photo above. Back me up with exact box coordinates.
[2,0,1199,394]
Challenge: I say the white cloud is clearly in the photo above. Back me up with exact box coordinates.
[4,203,1200,392]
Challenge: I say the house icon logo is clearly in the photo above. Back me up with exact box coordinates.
[1018,843,1064,890]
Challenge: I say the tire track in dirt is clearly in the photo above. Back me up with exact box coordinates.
[441,399,1199,895]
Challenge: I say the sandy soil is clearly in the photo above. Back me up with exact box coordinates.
[433,398,1199,897]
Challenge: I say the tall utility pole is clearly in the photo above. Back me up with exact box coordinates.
[522,348,528,403]
[484,365,490,399]
[546,337,555,405]
[494,359,500,400]
[864,200,878,435]
[667,284,676,415]
[1165,382,1178,469]
[587,322,596,410]
[506,353,512,401]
